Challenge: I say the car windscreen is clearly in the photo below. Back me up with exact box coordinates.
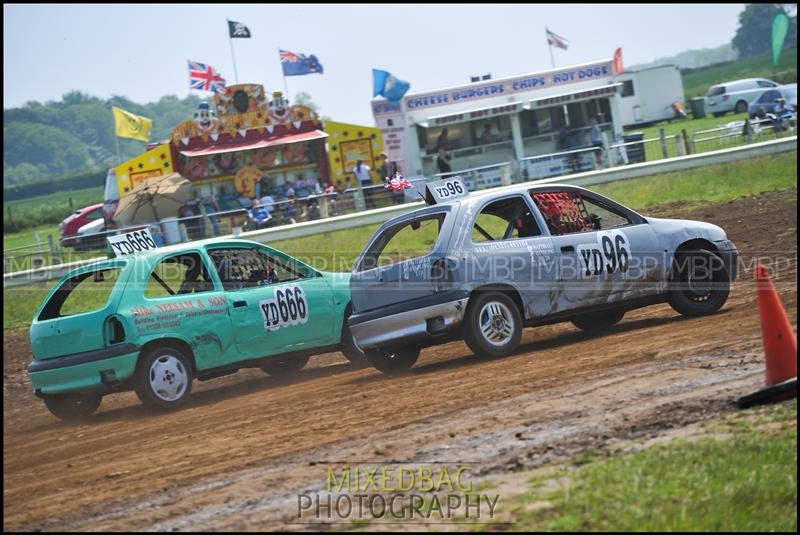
[356,213,446,272]
[706,86,725,97]
[38,268,123,320]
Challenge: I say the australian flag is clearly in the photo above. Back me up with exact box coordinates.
[188,60,227,93]
[279,49,324,76]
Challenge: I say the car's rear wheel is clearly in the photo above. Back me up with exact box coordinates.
[134,347,193,409]
[43,393,102,421]
[571,309,625,332]
[463,292,522,358]
[340,320,367,368]
[667,249,730,317]
[260,355,310,376]
[364,347,420,375]
[734,100,748,114]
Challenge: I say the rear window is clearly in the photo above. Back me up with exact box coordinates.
[357,213,446,271]
[38,268,122,320]
[706,86,725,97]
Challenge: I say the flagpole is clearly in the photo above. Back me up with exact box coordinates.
[547,27,555,68]
[114,134,122,165]
[279,48,289,99]
[228,18,239,84]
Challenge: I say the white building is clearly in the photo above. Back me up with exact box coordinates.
[373,54,677,186]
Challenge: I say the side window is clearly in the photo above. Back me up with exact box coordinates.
[472,197,541,242]
[84,209,103,220]
[621,80,635,97]
[38,268,122,320]
[145,253,214,298]
[208,248,305,291]
[531,191,632,235]
[358,214,445,271]
[757,81,777,88]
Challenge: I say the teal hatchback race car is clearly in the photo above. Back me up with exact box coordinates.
[27,237,364,420]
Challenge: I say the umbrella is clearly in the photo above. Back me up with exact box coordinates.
[114,173,192,227]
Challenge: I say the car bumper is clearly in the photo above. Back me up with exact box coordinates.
[28,343,140,395]
[714,240,739,281]
[348,290,469,349]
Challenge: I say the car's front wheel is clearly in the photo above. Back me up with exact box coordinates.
[463,292,522,358]
[364,347,420,375]
[43,393,102,421]
[260,355,310,376]
[134,347,193,409]
[667,249,730,317]
[734,100,748,114]
[571,309,625,332]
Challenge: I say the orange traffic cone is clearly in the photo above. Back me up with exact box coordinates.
[737,263,797,409]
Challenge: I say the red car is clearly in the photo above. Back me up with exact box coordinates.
[59,203,104,247]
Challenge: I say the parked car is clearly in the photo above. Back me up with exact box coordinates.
[71,218,108,251]
[748,84,798,118]
[59,203,104,247]
[27,236,364,420]
[348,178,738,375]
[704,78,779,117]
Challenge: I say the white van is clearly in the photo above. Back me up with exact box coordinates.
[705,78,780,116]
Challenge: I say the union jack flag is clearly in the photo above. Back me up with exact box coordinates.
[546,28,569,50]
[385,172,413,192]
[188,60,227,94]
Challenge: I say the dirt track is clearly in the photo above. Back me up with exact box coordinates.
[3,189,797,531]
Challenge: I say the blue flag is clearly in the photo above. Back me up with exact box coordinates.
[279,49,324,76]
[373,69,410,104]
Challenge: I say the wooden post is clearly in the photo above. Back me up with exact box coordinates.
[676,132,686,157]
[659,129,669,159]
[68,196,73,208]
[7,205,11,225]
[47,234,61,265]
[681,129,692,154]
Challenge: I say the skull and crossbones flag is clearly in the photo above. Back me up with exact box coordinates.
[228,20,251,38]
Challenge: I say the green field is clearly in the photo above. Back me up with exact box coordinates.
[682,47,797,100]
[3,186,104,235]
[3,150,796,330]
[508,400,797,532]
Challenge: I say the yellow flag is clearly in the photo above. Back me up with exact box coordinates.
[112,106,152,142]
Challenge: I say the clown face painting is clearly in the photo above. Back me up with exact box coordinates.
[268,91,292,124]
[183,156,208,180]
[193,101,219,134]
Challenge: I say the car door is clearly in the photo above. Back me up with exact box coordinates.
[350,209,450,314]
[207,245,336,359]
[530,189,660,312]
[466,194,559,319]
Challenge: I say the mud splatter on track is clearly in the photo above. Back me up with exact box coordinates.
[3,189,796,531]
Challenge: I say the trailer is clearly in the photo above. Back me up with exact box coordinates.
[613,65,685,127]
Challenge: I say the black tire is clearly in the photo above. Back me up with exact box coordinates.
[712,112,725,118]
[667,249,730,317]
[571,309,625,332]
[364,347,420,375]
[260,355,310,376]
[43,393,102,421]
[340,320,368,368]
[734,100,748,114]
[463,292,523,359]
[134,347,193,409]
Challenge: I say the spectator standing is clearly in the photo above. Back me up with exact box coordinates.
[202,190,222,237]
[255,175,272,199]
[353,159,374,209]
[589,118,604,169]
[282,184,298,224]
[436,147,452,176]
[436,128,449,151]
[184,191,205,240]
[248,199,272,230]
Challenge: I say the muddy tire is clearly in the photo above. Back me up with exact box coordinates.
[340,319,367,368]
[43,393,102,421]
[260,355,310,376]
[134,347,193,409]
[667,249,730,317]
[571,309,625,332]
[364,347,420,375]
[463,292,522,359]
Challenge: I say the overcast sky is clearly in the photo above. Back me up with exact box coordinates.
[4,3,746,125]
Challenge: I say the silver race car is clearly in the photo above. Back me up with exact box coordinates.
[348,178,738,374]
